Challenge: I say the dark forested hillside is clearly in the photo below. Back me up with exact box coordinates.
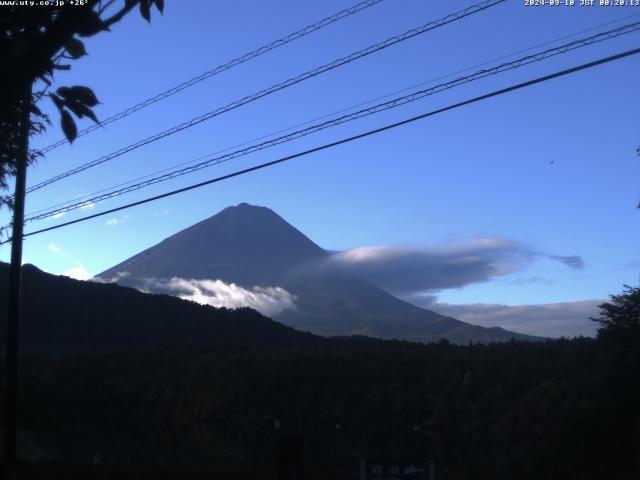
[0,262,319,352]
[3,336,638,480]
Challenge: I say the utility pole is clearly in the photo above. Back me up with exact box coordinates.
[4,82,31,477]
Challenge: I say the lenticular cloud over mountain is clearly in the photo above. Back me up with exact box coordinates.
[327,238,535,295]
[140,277,297,317]
[98,202,541,343]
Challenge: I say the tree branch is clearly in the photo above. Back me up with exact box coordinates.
[102,0,139,28]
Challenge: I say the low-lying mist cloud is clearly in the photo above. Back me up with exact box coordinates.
[61,265,93,281]
[140,277,296,317]
[421,298,602,338]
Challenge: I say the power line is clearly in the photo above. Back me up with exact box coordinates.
[24,0,506,195]
[4,45,638,245]
[22,21,640,223]
[36,0,386,154]
[24,12,640,219]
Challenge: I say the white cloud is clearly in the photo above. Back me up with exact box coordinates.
[93,270,129,284]
[104,214,128,227]
[46,211,66,221]
[61,265,94,281]
[80,201,95,210]
[624,259,640,269]
[47,242,63,255]
[138,277,296,317]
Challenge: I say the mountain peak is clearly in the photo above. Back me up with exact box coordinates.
[214,202,279,221]
[225,202,269,212]
[99,203,538,344]
[100,203,326,285]
[236,202,262,209]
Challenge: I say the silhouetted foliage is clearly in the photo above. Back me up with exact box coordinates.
[593,285,640,344]
[0,337,637,479]
[0,0,163,207]
[591,285,640,478]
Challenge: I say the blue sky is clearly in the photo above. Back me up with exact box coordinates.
[2,0,639,336]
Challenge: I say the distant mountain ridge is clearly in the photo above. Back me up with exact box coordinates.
[0,262,319,353]
[100,203,539,344]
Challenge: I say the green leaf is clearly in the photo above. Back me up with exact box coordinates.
[56,87,71,98]
[140,0,151,22]
[59,86,100,107]
[50,94,64,112]
[72,86,100,106]
[60,110,78,143]
[65,37,87,59]
[30,104,43,117]
[76,10,110,37]
[65,99,99,124]
[153,0,164,13]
